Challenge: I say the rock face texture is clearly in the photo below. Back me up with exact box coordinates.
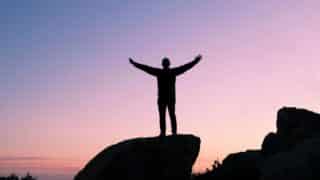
[74,135,200,180]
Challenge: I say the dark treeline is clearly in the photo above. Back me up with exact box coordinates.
[192,160,222,180]
[0,173,36,180]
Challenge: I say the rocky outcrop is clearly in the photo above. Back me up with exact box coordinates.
[195,107,320,180]
[261,132,288,157]
[74,135,200,180]
[216,150,262,180]
[260,107,320,180]
[261,138,320,180]
[262,107,320,157]
[276,107,320,146]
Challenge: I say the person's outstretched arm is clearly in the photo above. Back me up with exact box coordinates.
[173,54,202,75]
[129,58,160,76]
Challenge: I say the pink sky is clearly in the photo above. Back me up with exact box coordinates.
[1,1,320,179]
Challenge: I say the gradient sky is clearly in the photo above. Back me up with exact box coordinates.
[2,1,320,179]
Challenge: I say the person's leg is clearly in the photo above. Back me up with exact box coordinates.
[168,103,177,135]
[158,101,166,136]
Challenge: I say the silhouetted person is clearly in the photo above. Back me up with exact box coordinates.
[129,55,202,136]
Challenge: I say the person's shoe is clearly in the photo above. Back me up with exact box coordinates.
[159,133,166,137]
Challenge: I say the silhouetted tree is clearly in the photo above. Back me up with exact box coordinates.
[192,160,221,180]
[0,173,36,180]
[7,174,19,180]
[21,173,36,180]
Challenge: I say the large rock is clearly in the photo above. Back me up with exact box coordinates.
[261,132,288,157]
[74,135,200,180]
[276,107,320,146]
[258,107,320,179]
[213,150,262,180]
[261,107,320,157]
[260,138,320,180]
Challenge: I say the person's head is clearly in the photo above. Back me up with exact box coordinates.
[162,57,170,69]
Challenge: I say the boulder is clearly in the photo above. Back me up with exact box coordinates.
[261,107,320,157]
[260,138,320,180]
[214,150,262,180]
[261,132,288,157]
[74,135,200,180]
[276,107,320,146]
[259,107,320,179]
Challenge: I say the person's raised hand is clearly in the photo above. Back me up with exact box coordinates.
[129,58,134,64]
[195,54,202,61]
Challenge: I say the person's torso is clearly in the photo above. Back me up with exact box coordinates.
[156,69,176,102]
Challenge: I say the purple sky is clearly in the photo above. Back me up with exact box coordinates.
[1,1,320,179]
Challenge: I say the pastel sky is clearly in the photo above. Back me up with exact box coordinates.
[1,1,320,180]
